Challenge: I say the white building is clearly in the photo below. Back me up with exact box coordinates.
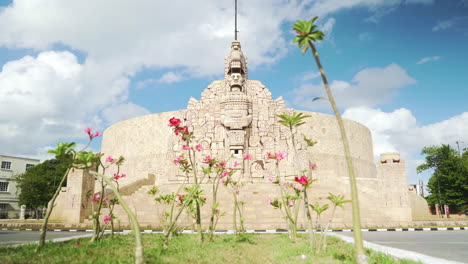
[0,155,40,218]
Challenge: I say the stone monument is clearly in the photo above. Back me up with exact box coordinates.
[51,41,413,229]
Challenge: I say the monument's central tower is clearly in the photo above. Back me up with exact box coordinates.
[186,41,288,179]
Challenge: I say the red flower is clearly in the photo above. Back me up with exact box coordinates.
[76,242,82,246]
[294,176,309,186]
[168,117,181,127]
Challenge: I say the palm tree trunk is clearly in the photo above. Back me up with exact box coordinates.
[37,167,71,249]
[308,41,367,264]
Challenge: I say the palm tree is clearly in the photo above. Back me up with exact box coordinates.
[38,141,76,249]
[323,193,351,250]
[293,17,367,263]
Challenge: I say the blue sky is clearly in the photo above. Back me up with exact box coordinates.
[0,0,467,186]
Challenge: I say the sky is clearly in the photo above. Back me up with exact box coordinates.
[0,0,467,186]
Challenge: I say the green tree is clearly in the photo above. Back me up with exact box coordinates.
[13,157,72,218]
[292,17,367,263]
[417,144,468,213]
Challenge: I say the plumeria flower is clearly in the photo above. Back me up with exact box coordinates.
[195,144,203,152]
[275,152,287,161]
[242,153,252,160]
[203,155,212,163]
[92,193,101,202]
[168,117,181,127]
[182,145,192,150]
[103,215,111,223]
[309,163,318,170]
[174,155,185,165]
[294,175,309,186]
[113,173,126,180]
[105,156,117,163]
[84,127,102,140]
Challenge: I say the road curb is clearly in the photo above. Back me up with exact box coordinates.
[328,232,465,264]
[2,227,466,233]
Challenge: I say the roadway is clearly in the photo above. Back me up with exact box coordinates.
[339,230,468,263]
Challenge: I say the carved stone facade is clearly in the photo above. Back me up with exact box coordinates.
[51,41,414,228]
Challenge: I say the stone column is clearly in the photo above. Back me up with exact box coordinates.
[19,205,26,220]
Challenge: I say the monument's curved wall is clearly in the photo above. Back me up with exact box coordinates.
[98,109,408,229]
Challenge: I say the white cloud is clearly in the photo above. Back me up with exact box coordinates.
[432,16,468,32]
[158,72,184,84]
[0,0,440,158]
[343,107,468,183]
[295,71,321,82]
[416,56,440,64]
[358,32,373,42]
[101,103,151,125]
[405,0,435,5]
[291,63,416,110]
[0,51,131,155]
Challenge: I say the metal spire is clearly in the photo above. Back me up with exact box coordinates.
[235,0,238,40]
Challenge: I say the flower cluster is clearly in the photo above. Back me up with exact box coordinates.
[168,117,191,140]
[106,156,117,163]
[113,173,126,181]
[242,153,252,160]
[295,176,309,186]
[84,127,102,140]
[266,151,287,161]
[103,215,111,223]
[174,154,189,165]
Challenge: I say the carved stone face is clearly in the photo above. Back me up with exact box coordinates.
[228,72,245,91]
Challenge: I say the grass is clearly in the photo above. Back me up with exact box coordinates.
[0,233,422,264]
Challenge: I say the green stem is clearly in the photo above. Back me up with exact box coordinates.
[309,41,367,263]
[91,172,143,264]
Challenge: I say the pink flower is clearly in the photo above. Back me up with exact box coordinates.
[267,198,273,205]
[93,131,102,138]
[268,177,274,182]
[275,152,287,161]
[195,144,202,152]
[266,152,275,159]
[105,156,116,163]
[219,162,226,169]
[288,201,294,207]
[182,145,192,150]
[221,171,230,178]
[174,155,185,165]
[177,194,185,202]
[203,155,212,163]
[294,176,309,186]
[221,179,226,184]
[103,215,111,223]
[103,198,108,204]
[113,173,126,180]
[309,163,318,170]
[168,117,181,127]
[84,127,102,139]
[92,193,101,202]
[233,161,240,167]
[242,153,252,160]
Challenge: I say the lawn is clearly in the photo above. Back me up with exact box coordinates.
[0,233,422,264]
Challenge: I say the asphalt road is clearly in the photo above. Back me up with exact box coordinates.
[0,230,90,246]
[339,230,468,263]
